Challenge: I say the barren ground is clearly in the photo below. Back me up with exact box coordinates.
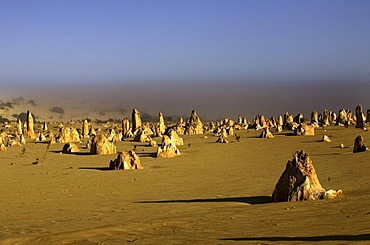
[0,125,369,244]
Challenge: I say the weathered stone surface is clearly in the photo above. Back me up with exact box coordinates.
[26,110,36,138]
[62,143,80,154]
[165,128,184,146]
[295,124,315,136]
[311,111,318,126]
[158,112,166,135]
[216,135,228,143]
[58,127,80,143]
[337,109,348,126]
[355,104,365,129]
[82,120,89,138]
[90,134,116,155]
[185,110,203,135]
[353,135,368,153]
[156,135,180,158]
[133,125,153,142]
[132,109,142,133]
[322,135,332,142]
[122,118,130,138]
[272,150,343,202]
[259,128,274,138]
[109,150,143,170]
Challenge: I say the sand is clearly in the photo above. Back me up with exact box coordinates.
[0,124,370,244]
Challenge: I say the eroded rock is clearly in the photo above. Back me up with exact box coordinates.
[272,150,343,202]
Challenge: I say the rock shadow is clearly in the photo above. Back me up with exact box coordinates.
[221,234,370,242]
[136,196,271,205]
[78,167,111,171]
[136,152,157,158]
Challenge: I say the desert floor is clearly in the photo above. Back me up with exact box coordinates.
[0,126,370,244]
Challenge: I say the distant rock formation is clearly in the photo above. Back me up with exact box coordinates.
[259,127,274,138]
[185,110,204,134]
[355,104,365,129]
[62,143,80,154]
[35,132,47,142]
[322,135,332,142]
[311,111,318,126]
[353,135,368,153]
[337,109,348,126]
[17,119,23,135]
[216,135,228,143]
[109,150,143,170]
[133,124,153,142]
[165,128,184,146]
[132,109,142,134]
[294,124,315,136]
[82,120,89,138]
[58,127,80,143]
[157,112,166,136]
[26,110,36,138]
[90,134,116,155]
[0,144,7,151]
[156,135,180,158]
[42,121,48,131]
[272,150,343,202]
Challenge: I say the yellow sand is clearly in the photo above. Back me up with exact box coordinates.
[0,125,369,244]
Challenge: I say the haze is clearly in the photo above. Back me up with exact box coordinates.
[1,1,370,119]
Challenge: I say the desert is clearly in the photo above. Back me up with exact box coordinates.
[2,1,370,244]
[0,100,369,244]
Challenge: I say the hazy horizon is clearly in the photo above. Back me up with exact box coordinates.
[1,1,370,120]
[2,80,369,121]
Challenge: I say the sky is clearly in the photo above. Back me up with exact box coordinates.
[1,0,370,119]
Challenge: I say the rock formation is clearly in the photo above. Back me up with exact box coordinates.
[165,128,184,146]
[109,150,143,170]
[185,110,204,135]
[216,135,228,143]
[259,127,274,138]
[276,116,283,132]
[133,125,153,142]
[156,135,180,158]
[157,112,166,136]
[355,104,365,129]
[26,110,36,138]
[311,111,318,126]
[353,135,368,153]
[36,132,47,142]
[132,109,142,134]
[90,134,117,155]
[272,150,343,202]
[322,135,332,142]
[294,114,304,124]
[337,109,348,126]
[42,121,48,131]
[0,144,7,151]
[82,120,89,138]
[62,143,80,154]
[122,118,130,138]
[295,124,315,136]
[17,119,23,135]
[366,109,370,124]
[58,127,80,143]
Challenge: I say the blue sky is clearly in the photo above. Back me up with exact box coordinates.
[1,1,370,118]
[1,0,370,87]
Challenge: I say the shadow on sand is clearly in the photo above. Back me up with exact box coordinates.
[49,150,92,156]
[136,152,157,158]
[220,234,370,242]
[136,196,271,205]
[78,167,111,171]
